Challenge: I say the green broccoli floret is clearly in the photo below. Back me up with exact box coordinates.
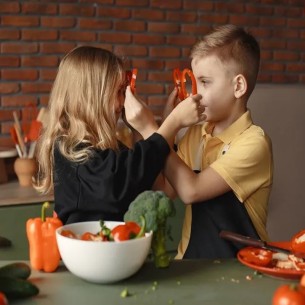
[124,190,176,268]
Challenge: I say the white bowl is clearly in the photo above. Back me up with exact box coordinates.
[56,221,152,284]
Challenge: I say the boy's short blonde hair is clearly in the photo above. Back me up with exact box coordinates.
[191,24,260,98]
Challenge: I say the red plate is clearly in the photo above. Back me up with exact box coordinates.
[237,241,305,280]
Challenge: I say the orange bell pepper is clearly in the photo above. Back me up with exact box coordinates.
[26,202,63,272]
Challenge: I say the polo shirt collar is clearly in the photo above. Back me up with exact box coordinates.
[201,110,253,144]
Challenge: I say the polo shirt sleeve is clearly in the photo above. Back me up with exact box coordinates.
[210,129,273,203]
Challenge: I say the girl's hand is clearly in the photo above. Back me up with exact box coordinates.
[124,86,158,139]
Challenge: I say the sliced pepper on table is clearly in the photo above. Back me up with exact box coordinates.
[239,247,273,267]
[26,202,63,272]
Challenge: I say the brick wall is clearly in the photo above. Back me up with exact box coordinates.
[0,0,304,147]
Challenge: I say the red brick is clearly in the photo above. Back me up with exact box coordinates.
[133,9,164,21]
[166,11,197,23]
[60,31,96,42]
[99,32,131,44]
[22,56,59,67]
[149,47,181,58]
[0,29,20,40]
[167,35,196,46]
[21,3,57,14]
[287,40,305,51]
[181,24,211,35]
[41,17,76,28]
[151,0,182,9]
[133,34,165,45]
[275,28,300,39]
[1,95,38,107]
[165,60,191,70]
[0,83,20,94]
[183,1,213,10]
[273,51,300,61]
[250,28,273,39]
[2,70,38,81]
[40,69,58,81]
[98,7,131,19]
[275,6,303,17]
[286,63,305,72]
[182,47,192,58]
[22,30,58,41]
[1,43,39,54]
[215,2,245,13]
[148,23,180,34]
[80,0,113,3]
[136,83,164,95]
[114,45,147,57]
[40,42,76,54]
[21,82,53,94]
[116,0,148,6]
[288,18,305,28]
[131,59,164,70]
[79,18,112,30]
[260,62,285,72]
[115,20,146,32]
[260,39,286,49]
[148,71,172,82]
[229,15,259,26]
[0,57,20,67]
[147,96,166,108]
[246,4,274,15]
[260,51,273,60]
[260,16,286,27]
[1,15,39,27]
[271,74,299,83]
[59,4,95,16]
[199,14,228,24]
[0,2,20,13]
[39,95,50,106]
[257,73,272,83]
[0,137,13,147]
[0,109,16,121]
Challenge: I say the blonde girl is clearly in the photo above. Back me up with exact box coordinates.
[35,46,204,224]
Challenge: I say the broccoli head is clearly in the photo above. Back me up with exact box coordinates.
[124,190,176,268]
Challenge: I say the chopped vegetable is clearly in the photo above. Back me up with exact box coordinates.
[124,190,176,268]
[0,292,8,305]
[26,202,62,272]
[120,288,132,298]
[239,247,273,267]
[291,230,305,254]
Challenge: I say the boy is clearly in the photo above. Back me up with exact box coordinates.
[162,24,273,259]
[125,24,273,259]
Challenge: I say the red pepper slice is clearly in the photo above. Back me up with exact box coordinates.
[61,230,77,239]
[239,247,273,266]
[81,232,96,241]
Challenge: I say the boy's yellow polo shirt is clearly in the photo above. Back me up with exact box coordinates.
[176,110,273,259]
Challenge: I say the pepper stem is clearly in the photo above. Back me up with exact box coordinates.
[41,201,50,222]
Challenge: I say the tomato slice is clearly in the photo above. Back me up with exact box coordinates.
[239,247,273,266]
[61,230,77,239]
[81,232,96,241]
[111,222,141,242]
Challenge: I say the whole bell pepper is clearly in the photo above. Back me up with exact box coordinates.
[26,202,63,272]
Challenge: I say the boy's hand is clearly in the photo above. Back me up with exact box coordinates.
[171,94,206,128]
[124,86,158,139]
[162,87,179,122]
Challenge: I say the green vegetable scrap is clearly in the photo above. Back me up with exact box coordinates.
[120,288,133,298]
[124,191,176,268]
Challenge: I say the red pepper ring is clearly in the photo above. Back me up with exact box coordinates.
[172,68,197,100]
[125,68,137,94]
[239,247,273,267]
[181,68,197,99]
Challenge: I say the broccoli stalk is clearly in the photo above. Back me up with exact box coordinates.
[124,190,176,268]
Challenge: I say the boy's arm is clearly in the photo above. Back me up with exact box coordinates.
[163,150,231,204]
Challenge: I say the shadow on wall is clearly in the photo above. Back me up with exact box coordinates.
[249,84,305,241]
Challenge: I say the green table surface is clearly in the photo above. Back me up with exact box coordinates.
[1,259,296,305]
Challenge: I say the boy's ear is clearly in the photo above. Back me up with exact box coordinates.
[233,74,247,99]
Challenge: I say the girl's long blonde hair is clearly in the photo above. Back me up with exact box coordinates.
[35,46,125,194]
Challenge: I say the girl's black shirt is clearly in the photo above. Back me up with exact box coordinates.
[54,133,170,224]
